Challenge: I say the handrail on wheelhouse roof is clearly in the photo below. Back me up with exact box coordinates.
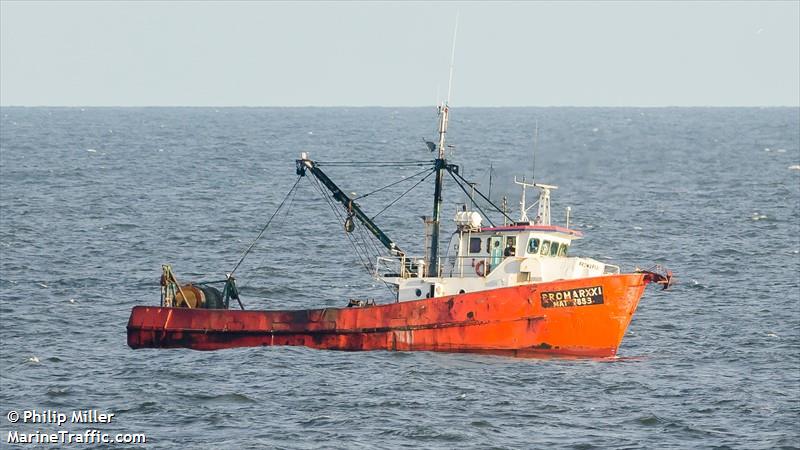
[478,224,584,238]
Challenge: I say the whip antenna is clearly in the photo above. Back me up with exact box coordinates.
[446,12,459,104]
[488,162,494,203]
[532,119,539,184]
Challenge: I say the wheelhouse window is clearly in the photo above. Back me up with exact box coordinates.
[557,244,569,257]
[504,236,516,257]
[540,241,552,256]
[469,237,482,254]
[528,238,540,255]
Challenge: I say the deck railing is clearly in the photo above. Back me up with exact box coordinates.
[375,255,501,279]
[376,254,622,280]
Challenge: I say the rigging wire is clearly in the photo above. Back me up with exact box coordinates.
[371,169,436,220]
[353,167,433,200]
[249,177,301,274]
[307,175,375,276]
[308,175,397,298]
[446,170,497,227]
[355,213,383,271]
[450,169,515,223]
[351,215,398,298]
[304,175,405,298]
[229,175,303,277]
[317,160,433,168]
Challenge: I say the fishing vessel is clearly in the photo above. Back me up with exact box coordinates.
[127,101,672,358]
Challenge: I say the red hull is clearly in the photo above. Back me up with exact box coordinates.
[127,274,649,358]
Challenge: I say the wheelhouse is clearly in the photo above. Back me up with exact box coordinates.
[450,223,583,276]
[375,181,620,302]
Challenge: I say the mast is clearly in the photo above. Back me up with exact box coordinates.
[515,177,558,225]
[428,16,458,277]
[428,103,448,276]
[534,183,558,225]
[514,176,534,223]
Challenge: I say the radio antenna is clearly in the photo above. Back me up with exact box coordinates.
[532,119,539,184]
[446,12,459,104]
[488,162,494,203]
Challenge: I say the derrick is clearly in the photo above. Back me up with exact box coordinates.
[296,154,406,258]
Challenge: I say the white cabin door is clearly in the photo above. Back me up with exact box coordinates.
[489,236,503,271]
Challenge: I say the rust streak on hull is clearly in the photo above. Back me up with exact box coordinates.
[127,274,647,358]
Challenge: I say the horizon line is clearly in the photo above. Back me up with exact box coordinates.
[2,104,799,108]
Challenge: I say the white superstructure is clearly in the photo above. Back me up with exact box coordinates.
[376,182,619,301]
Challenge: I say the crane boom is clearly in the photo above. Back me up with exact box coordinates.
[295,154,405,258]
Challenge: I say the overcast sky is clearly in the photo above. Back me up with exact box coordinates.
[1,1,798,107]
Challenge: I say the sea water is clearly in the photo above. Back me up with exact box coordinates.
[1,107,798,448]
